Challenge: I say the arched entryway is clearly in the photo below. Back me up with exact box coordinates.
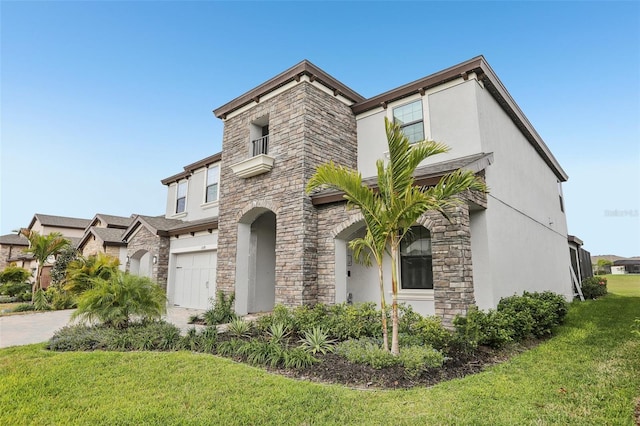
[235,208,276,315]
[129,249,153,279]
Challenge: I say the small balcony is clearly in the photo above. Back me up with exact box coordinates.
[252,135,269,156]
[231,134,274,179]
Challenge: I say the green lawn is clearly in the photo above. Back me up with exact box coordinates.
[606,273,640,297]
[1,276,639,425]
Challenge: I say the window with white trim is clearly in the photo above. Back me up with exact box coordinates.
[206,164,219,203]
[176,181,187,214]
[393,100,424,143]
[400,226,433,289]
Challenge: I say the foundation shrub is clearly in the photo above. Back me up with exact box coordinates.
[398,345,445,378]
[324,302,381,340]
[581,276,608,300]
[204,291,237,325]
[336,338,399,369]
[453,307,514,349]
[398,305,451,350]
[290,304,329,333]
[255,304,295,333]
[498,291,568,338]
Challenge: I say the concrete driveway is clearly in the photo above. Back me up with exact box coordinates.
[0,307,206,349]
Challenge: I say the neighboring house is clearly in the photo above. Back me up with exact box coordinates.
[0,233,29,270]
[568,235,593,288]
[1,213,91,287]
[172,54,574,327]
[77,213,134,270]
[613,259,640,274]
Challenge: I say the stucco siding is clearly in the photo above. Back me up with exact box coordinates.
[475,83,572,303]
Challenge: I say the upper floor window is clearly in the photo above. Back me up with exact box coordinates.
[400,226,433,290]
[252,125,269,156]
[250,116,270,156]
[558,181,564,213]
[176,181,187,214]
[393,100,424,144]
[206,165,219,203]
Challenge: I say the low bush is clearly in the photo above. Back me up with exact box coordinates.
[0,281,31,298]
[336,338,399,369]
[12,303,36,313]
[498,291,566,338]
[453,307,514,349]
[581,276,608,299]
[204,291,237,325]
[48,321,184,352]
[399,306,451,350]
[398,345,445,378]
[45,286,76,310]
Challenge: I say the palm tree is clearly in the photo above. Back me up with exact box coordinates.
[307,161,391,350]
[20,229,70,306]
[307,117,487,355]
[72,272,167,328]
[64,252,120,295]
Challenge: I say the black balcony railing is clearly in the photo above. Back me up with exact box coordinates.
[252,135,269,156]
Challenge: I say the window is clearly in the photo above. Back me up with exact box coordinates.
[176,181,187,214]
[400,226,433,289]
[558,181,564,212]
[393,100,424,143]
[206,165,219,203]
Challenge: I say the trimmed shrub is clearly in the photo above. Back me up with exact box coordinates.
[453,307,514,349]
[498,291,568,338]
[581,276,608,299]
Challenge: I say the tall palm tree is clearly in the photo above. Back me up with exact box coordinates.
[307,161,391,350]
[307,117,487,355]
[19,229,70,305]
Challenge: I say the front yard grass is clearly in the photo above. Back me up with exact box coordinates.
[1,275,639,425]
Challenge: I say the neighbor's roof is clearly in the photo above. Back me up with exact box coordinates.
[310,152,493,206]
[78,227,127,249]
[0,233,29,246]
[213,59,365,119]
[613,259,640,266]
[91,214,134,229]
[123,215,219,240]
[28,213,91,231]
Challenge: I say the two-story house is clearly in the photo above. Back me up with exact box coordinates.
[0,213,92,286]
[204,55,573,326]
[123,154,221,309]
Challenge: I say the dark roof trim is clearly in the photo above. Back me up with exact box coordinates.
[311,153,492,206]
[213,60,365,119]
[568,235,584,246]
[168,219,219,236]
[351,55,568,182]
[161,152,222,185]
[27,213,91,231]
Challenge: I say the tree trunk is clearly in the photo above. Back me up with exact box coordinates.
[390,242,400,356]
[377,263,389,352]
[32,264,43,302]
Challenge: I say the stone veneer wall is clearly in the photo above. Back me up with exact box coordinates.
[126,226,170,289]
[216,81,358,308]
[316,190,487,328]
[81,235,102,257]
[0,245,27,269]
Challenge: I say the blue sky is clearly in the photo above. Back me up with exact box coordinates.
[1,1,639,257]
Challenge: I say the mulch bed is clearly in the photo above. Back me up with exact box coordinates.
[269,341,541,390]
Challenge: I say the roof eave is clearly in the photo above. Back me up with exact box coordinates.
[213,60,365,119]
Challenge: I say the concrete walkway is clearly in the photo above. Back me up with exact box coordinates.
[0,307,207,349]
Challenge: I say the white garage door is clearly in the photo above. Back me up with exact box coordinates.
[173,251,217,310]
